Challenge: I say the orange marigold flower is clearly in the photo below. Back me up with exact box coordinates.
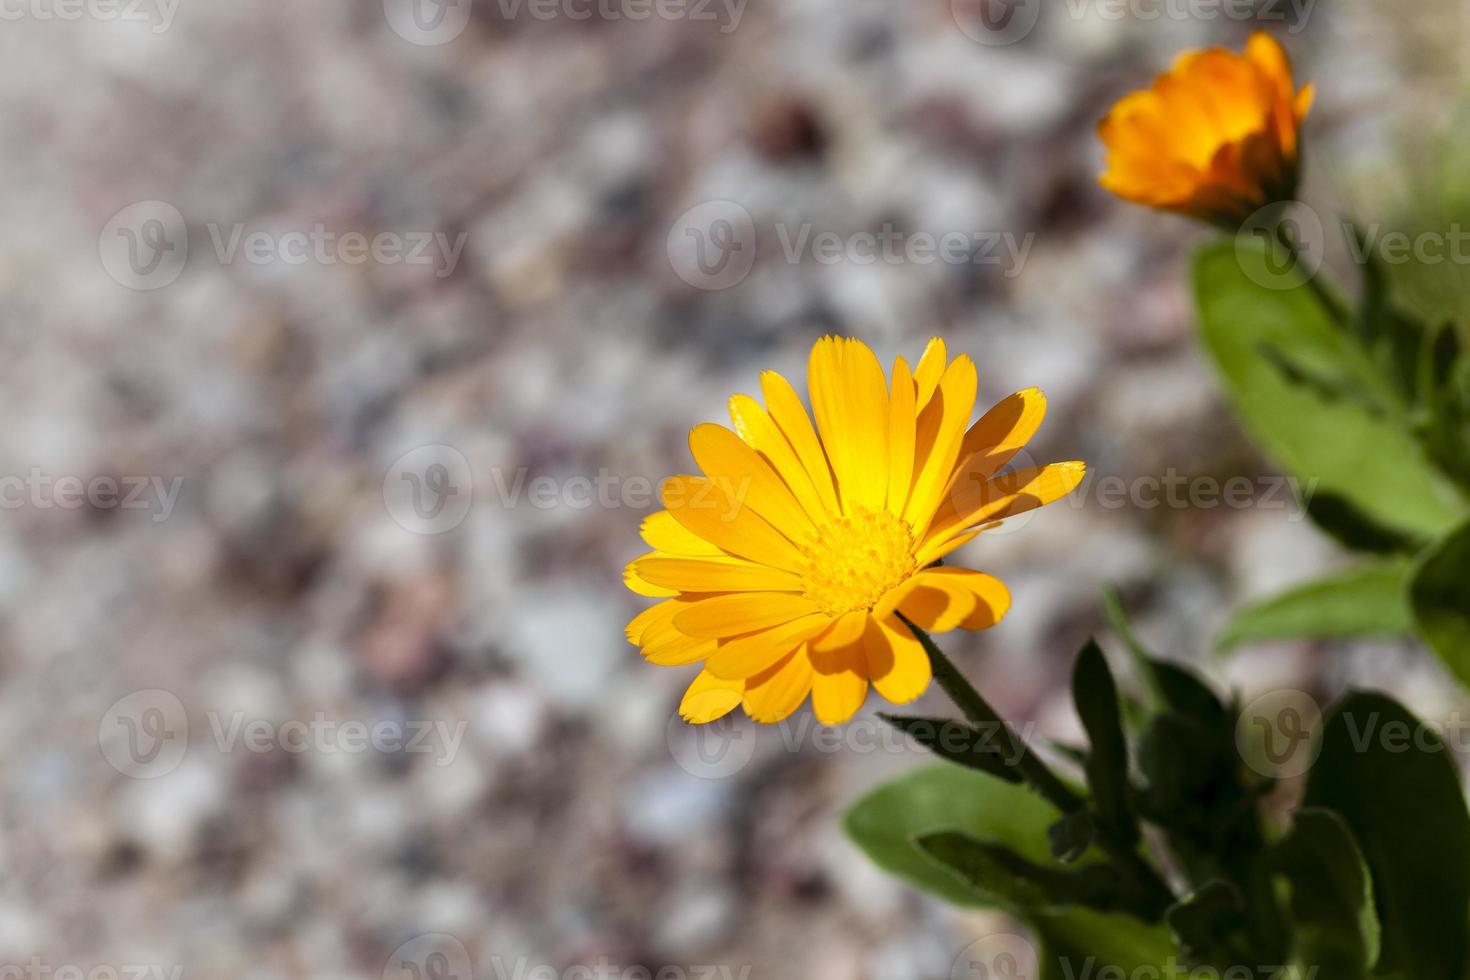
[1098,31,1314,227]
[624,336,1085,726]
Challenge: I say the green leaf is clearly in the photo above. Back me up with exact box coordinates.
[1192,240,1465,542]
[1410,518,1470,686]
[878,714,1023,784]
[1071,640,1138,847]
[1047,810,1095,864]
[1165,881,1253,969]
[843,764,1176,978]
[1217,560,1414,651]
[1301,491,1428,555]
[1303,692,1470,979]
[1101,588,1224,723]
[918,831,1134,913]
[1270,807,1380,977]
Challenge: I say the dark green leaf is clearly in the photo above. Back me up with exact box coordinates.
[1409,518,1470,686]
[878,713,1023,783]
[1301,490,1428,555]
[1047,810,1095,864]
[1303,692,1470,979]
[1071,640,1138,846]
[843,765,1176,980]
[1165,880,1253,969]
[1270,807,1380,977]
[918,831,1132,913]
[1193,241,1464,541]
[1217,560,1414,651]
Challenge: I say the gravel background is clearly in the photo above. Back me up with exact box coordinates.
[4,2,1469,979]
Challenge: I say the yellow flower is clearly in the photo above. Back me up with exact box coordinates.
[1098,31,1314,227]
[624,336,1085,726]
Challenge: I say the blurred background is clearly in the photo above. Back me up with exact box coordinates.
[4,1,1470,978]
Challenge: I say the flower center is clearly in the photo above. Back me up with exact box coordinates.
[797,508,917,616]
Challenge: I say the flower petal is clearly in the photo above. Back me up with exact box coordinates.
[741,649,814,723]
[705,613,833,679]
[674,592,824,639]
[634,556,804,593]
[867,615,932,705]
[689,423,817,540]
[679,670,744,724]
[663,475,805,571]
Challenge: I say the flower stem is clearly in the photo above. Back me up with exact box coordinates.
[902,617,1176,918]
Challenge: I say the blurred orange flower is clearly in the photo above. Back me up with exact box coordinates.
[1098,32,1314,227]
[625,336,1084,726]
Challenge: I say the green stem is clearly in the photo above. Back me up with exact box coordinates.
[902,616,1177,917]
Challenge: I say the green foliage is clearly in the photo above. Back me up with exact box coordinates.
[1409,518,1470,685]
[1269,808,1380,979]
[1303,692,1470,979]
[842,764,1177,979]
[846,604,1470,980]
[1217,560,1414,651]
[1192,238,1464,544]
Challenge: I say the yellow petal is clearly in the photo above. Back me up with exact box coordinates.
[812,667,869,726]
[644,631,717,667]
[626,599,681,646]
[679,670,744,724]
[866,615,932,705]
[663,475,804,571]
[634,556,805,593]
[761,370,841,515]
[705,613,833,679]
[886,355,917,517]
[896,573,978,633]
[674,592,824,639]
[640,510,722,556]
[625,554,679,597]
[811,609,869,654]
[809,337,888,512]
[728,393,832,523]
[904,355,979,539]
[926,461,1086,548]
[912,337,948,411]
[741,649,814,723]
[689,423,817,539]
[917,567,1011,630]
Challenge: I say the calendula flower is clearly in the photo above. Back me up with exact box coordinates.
[624,337,1085,726]
[1098,31,1314,227]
